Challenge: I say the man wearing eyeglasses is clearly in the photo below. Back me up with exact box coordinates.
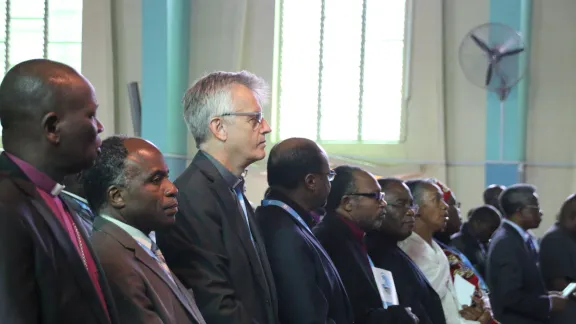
[156,71,279,324]
[255,137,353,324]
[486,184,568,324]
[366,178,446,324]
[314,166,419,324]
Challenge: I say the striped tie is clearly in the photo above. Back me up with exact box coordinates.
[150,241,175,283]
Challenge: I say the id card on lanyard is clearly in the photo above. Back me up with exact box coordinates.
[368,256,399,308]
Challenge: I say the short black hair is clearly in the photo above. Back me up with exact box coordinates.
[469,205,501,225]
[325,165,361,212]
[499,184,537,218]
[558,193,576,222]
[377,178,404,192]
[483,184,504,205]
[267,139,324,190]
[0,59,80,133]
[82,136,129,214]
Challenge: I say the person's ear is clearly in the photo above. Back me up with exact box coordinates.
[42,112,61,144]
[108,186,126,209]
[208,117,228,141]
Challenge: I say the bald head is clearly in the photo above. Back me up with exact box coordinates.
[267,137,328,190]
[0,59,84,131]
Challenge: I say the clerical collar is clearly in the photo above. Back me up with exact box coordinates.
[5,152,65,196]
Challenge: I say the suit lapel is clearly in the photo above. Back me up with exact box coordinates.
[61,200,118,324]
[193,155,265,277]
[20,184,110,324]
[96,218,201,323]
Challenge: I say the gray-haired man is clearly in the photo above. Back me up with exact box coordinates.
[156,71,278,324]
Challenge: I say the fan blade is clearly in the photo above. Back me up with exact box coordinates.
[499,47,525,58]
[470,34,492,53]
[485,63,493,86]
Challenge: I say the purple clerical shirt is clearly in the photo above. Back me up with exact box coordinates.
[6,153,109,319]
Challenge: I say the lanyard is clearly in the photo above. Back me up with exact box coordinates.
[261,200,313,236]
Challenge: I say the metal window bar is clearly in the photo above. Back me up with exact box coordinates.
[4,0,10,75]
[357,0,367,141]
[43,0,48,59]
[274,0,285,143]
[316,0,325,141]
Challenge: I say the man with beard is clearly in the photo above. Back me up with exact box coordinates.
[314,166,418,324]
[366,178,446,324]
[255,138,353,324]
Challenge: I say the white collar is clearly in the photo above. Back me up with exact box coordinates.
[101,215,153,250]
[61,190,88,205]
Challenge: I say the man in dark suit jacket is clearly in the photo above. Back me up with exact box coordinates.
[486,184,567,324]
[255,138,354,324]
[451,205,501,278]
[83,136,205,323]
[314,166,418,324]
[0,59,118,323]
[156,71,279,323]
[539,193,576,324]
[366,178,446,324]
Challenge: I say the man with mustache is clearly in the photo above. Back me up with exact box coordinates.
[366,178,446,324]
[0,59,118,323]
[314,166,418,323]
[83,136,205,324]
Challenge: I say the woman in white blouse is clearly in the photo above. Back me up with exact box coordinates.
[399,179,492,324]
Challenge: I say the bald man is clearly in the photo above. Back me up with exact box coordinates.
[84,136,205,324]
[0,59,118,323]
[255,138,353,324]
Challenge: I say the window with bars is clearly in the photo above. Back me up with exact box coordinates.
[0,0,83,141]
[273,0,408,143]
[0,0,83,75]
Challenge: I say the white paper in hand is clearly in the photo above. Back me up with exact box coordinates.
[562,282,576,297]
[454,274,475,307]
[372,267,399,309]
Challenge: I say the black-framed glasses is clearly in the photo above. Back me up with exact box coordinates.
[219,112,264,130]
[348,192,385,201]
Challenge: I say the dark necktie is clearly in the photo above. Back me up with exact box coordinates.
[234,181,256,245]
[526,238,538,262]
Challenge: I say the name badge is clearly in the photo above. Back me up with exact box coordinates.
[371,266,399,309]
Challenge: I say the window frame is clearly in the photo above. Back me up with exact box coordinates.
[271,0,415,156]
[0,0,83,75]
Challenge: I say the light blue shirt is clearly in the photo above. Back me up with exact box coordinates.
[502,218,532,243]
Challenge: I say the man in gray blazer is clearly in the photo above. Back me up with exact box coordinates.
[83,136,206,324]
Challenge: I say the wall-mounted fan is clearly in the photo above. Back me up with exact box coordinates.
[459,23,528,160]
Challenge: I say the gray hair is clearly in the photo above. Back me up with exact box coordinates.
[182,71,270,148]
